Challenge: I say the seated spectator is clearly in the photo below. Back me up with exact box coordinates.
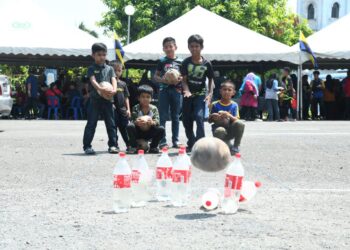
[208,80,245,155]
[11,82,26,118]
[45,82,62,106]
[126,85,165,154]
[66,83,82,103]
[38,84,48,118]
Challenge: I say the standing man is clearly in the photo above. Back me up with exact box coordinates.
[25,69,39,119]
[310,70,325,120]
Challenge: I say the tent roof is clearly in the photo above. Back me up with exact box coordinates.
[300,13,350,60]
[0,0,114,66]
[292,13,350,69]
[124,6,299,65]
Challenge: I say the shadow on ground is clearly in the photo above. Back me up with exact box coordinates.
[175,213,216,220]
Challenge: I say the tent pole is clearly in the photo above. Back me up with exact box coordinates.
[297,52,303,120]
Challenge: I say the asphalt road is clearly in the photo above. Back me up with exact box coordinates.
[0,120,349,249]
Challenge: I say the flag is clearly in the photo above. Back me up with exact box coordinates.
[299,31,318,69]
[114,33,125,66]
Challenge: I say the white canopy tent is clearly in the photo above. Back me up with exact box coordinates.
[124,6,299,68]
[0,0,114,66]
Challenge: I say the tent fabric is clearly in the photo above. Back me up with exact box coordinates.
[292,13,350,69]
[123,6,299,64]
[0,0,114,65]
[298,13,350,60]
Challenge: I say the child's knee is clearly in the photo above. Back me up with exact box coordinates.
[126,123,135,131]
[213,127,227,140]
[157,126,166,136]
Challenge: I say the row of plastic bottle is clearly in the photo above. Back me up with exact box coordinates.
[112,147,260,214]
[112,146,191,213]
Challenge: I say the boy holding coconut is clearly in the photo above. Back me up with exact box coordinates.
[209,80,245,155]
[153,37,183,149]
[126,85,165,154]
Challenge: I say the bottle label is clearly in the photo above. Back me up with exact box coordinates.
[113,174,131,188]
[131,170,141,183]
[172,170,189,183]
[225,174,243,190]
[156,167,172,180]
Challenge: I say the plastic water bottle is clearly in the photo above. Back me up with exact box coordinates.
[131,150,152,207]
[113,152,132,213]
[239,181,262,203]
[155,147,173,201]
[171,148,191,207]
[201,188,220,210]
[180,145,192,198]
[222,153,244,214]
[180,145,192,178]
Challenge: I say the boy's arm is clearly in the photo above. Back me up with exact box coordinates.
[205,78,214,101]
[27,83,32,97]
[208,104,219,123]
[151,107,160,126]
[111,77,117,93]
[204,62,214,103]
[154,70,170,85]
[182,76,192,97]
[131,106,138,123]
[89,75,102,92]
[125,97,131,118]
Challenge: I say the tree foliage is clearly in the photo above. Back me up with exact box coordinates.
[98,0,312,46]
[79,22,99,38]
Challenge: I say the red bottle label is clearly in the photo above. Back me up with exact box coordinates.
[225,174,243,190]
[156,167,172,180]
[113,174,131,188]
[131,170,141,183]
[172,170,190,183]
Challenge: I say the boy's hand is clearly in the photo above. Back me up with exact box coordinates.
[126,110,131,118]
[135,118,145,127]
[210,113,220,121]
[219,111,229,119]
[183,90,192,98]
[204,93,212,105]
[146,118,154,126]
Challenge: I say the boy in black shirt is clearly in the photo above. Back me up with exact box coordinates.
[181,34,214,152]
[83,43,118,155]
[154,37,183,148]
[111,61,131,151]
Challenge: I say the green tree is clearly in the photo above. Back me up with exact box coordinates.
[98,0,312,46]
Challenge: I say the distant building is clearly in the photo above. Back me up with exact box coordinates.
[297,0,350,31]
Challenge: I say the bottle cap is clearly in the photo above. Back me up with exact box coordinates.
[179,148,185,155]
[119,152,126,158]
[235,153,241,158]
[205,200,212,207]
[180,145,186,150]
[161,147,168,153]
[255,181,262,188]
[138,149,144,155]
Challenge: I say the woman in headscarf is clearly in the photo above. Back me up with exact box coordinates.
[240,73,258,121]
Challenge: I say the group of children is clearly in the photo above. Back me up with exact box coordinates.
[83,36,245,156]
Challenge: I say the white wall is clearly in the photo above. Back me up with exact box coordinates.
[297,0,350,31]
